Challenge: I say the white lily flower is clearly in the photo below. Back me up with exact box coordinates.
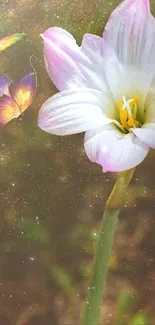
[38,0,155,172]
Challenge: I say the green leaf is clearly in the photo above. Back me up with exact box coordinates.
[51,265,73,290]
[117,291,136,314]
[129,311,150,325]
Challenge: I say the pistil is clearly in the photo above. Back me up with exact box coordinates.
[117,96,140,131]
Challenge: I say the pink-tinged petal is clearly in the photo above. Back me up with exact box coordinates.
[103,0,155,67]
[38,88,115,135]
[81,33,125,99]
[81,33,113,69]
[0,74,11,96]
[81,33,152,108]
[41,27,109,92]
[0,95,20,126]
[131,123,155,149]
[84,125,149,172]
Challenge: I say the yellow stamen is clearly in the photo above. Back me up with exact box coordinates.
[117,96,140,130]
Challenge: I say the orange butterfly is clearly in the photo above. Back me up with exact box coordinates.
[0,59,37,126]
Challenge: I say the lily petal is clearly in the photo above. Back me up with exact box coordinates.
[131,123,155,149]
[103,0,155,67]
[38,88,115,135]
[81,32,154,108]
[143,77,155,123]
[84,125,149,172]
[41,27,114,92]
[81,34,153,112]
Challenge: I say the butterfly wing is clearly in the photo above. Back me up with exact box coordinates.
[0,33,26,51]
[9,61,37,113]
[0,74,11,97]
[0,95,20,126]
[0,59,37,126]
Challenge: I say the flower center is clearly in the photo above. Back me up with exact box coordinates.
[117,95,140,131]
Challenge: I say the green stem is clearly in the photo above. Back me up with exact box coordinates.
[83,168,135,325]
